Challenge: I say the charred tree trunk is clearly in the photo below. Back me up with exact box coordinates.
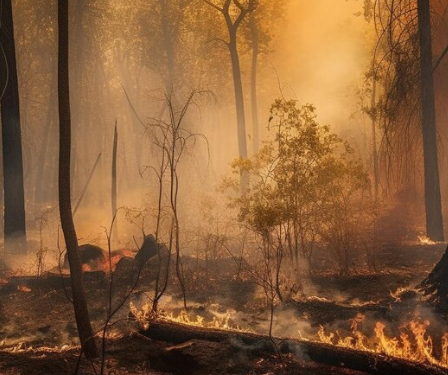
[420,244,448,310]
[418,0,444,241]
[0,0,27,254]
[57,0,97,359]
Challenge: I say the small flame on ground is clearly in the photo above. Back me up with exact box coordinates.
[418,236,437,245]
[17,285,31,292]
[164,310,245,331]
[129,303,250,333]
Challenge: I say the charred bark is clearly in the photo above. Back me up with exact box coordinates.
[57,0,98,359]
[419,243,448,310]
[0,0,27,254]
[141,320,446,375]
[417,0,448,309]
[418,0,444,241]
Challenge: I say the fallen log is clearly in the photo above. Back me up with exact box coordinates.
[141,319,448,375]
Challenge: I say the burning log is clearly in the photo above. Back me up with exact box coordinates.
[141,320,448,375]
[63,244,105,270]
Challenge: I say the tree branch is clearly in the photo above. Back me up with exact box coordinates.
[202,0,224,13]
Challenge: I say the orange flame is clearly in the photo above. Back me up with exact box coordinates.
[129,304,251,333]
[418,235,437,245]
[318,317,448,368]
[83,249,136,273]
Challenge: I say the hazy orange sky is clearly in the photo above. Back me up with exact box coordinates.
[274,0,372,130]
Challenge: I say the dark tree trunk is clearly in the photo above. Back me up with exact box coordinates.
[204,0,252,191]
[417,0,444,241]
[418,1,448,304]
[57,0,98,359]
[371,60,379,201]
[249,13,260,154]
[228,36,249,191]
[111,122,118,238]
[228,36,248,161]
[0,0,27,254]
[420,243,448,310]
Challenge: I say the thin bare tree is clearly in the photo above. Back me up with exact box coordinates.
[58,0,98,359]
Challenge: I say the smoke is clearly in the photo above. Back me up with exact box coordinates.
[270,307,314,339]
[273,0,372,132]
[1,0,379,270]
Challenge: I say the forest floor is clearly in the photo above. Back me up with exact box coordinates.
[0,241,446,375]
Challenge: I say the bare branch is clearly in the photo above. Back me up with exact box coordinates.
[201,0,223,13]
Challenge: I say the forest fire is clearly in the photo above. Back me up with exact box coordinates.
[3,0,448,374]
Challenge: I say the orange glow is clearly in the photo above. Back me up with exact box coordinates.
[317,316,448,368]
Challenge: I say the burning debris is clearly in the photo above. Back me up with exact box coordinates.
[128,296,448,373]
[317,315,448,369]
[130,305,250,333]
[140,314,447,375]
[1,239,448,375]
[63,244,106,270]
[419,236,441,246]
[58,236,160,274]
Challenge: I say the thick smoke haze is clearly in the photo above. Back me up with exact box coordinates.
[6,0,432,267]
[275,0,371,129]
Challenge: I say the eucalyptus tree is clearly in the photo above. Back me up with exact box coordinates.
[202,0,255,162]
[242,0,287,153]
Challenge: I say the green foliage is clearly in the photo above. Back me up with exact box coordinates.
[225,99,370,272]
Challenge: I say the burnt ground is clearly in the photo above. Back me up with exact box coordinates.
[0,242,446,375]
